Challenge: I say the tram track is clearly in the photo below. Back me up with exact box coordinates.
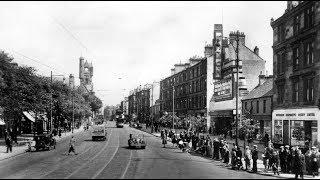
[64,129,114,179]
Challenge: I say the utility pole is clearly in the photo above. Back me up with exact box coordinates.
[72,85,75,133]
[50,71,53,133]
[151,83,154,133]
[172,85,175,130]
[235,31,240,147]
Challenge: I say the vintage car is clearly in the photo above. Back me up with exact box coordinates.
[34,134,56,151]
[128,134,146,149]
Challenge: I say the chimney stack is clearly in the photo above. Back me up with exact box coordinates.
[254,46,259,56]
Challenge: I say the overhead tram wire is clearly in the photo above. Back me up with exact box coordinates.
[9,49,68,76]
[51,17,98,62]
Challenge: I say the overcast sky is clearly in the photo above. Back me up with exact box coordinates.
[0,1,286,107]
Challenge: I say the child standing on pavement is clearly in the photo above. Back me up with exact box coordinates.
[68,136,77,155]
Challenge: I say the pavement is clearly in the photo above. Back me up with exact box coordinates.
[0,126,84,161]
[138,124,319,179]
[0,121,280,179]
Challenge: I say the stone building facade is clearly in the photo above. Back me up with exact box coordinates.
[209,25,266,135]
[271,1,320,147]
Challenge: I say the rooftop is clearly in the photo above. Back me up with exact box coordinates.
[242,77,273,101]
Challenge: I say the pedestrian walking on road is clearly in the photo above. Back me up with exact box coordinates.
[251,145,258,173]
[68,136,77,155]
[5,136,12,153]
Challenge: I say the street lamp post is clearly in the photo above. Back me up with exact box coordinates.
[50,71,65,133]
[72,85,74,133]
[172,85,175,130]
[235,31,240,147]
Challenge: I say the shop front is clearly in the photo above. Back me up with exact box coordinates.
[272,108,320,148]
[210,110,233,135]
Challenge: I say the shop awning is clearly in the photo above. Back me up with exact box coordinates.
[0,118,5,125]
[23,111,35,122]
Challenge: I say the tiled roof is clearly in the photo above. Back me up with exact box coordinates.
[242,78,273,100]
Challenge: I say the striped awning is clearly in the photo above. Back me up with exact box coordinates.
[23,111,35,122]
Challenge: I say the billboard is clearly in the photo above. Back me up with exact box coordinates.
[213,24,223,79]
[213,78,233,101]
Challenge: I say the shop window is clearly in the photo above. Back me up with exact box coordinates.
[291,120,305,146]
[274,120,283,144]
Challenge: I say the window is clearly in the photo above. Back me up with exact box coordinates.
[256,100,259,113]
[293,47,299,70]
[280,25,285,41]
[305,5,315,28]
[273,26,279,43]
[263,100,266,113]
[304,77,314,102]
[245,102,248,110]
[277,84,285,104]
[304,42,314,66]
[292,80,299,103]
[294,14,301,34]
[277,52,285,74]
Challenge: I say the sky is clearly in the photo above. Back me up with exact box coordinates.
[0,1,287,107]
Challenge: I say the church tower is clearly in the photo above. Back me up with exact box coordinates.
[79,56,93,93]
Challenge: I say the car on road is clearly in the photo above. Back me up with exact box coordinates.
[128,134,146,149]
[91,124,107,141]
[34,134,56,151]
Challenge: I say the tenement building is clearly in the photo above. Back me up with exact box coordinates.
[160,56,208,119]
[128,84,151,123]
[271,1,320,147]
[209,25,266,135]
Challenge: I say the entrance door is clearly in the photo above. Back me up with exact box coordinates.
[283,120,289,145]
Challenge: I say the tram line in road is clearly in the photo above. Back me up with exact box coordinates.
[64,129,115,179]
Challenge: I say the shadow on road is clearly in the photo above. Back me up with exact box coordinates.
[120,146,145,150]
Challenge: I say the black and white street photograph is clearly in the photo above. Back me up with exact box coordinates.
[0,1,319,179]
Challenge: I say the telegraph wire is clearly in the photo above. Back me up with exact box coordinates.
[9,49,68,76]
[51,17,98,62]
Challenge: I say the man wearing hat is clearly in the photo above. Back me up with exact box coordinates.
[310,146,319,177]
[284,145,290,173]
[279,146,286,173]
[251,145,258,173]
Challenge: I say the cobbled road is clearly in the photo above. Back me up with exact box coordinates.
[0,121,280,179]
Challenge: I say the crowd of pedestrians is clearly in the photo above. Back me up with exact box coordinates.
[159,128,320,179]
